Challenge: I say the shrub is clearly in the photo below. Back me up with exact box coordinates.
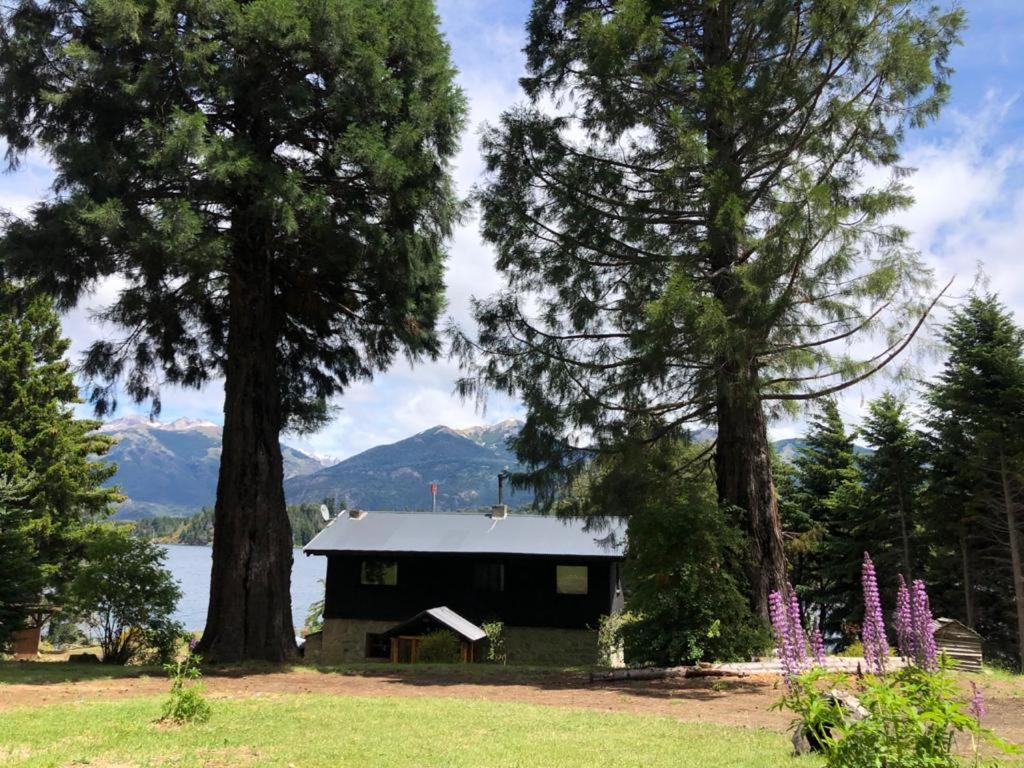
[482,621,506,665]
[305,579,325,634]
[597,611,638,666]
[161,644,211,725]
[67,525,184,664]
[418,630,460,663]
[775,554,1013,766]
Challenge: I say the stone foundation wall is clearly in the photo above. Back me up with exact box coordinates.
[503,626,601,667]
[309,619,602,667]
[314,618,399,665]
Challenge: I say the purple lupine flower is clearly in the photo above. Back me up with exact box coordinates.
[895,575,915,661]
[769,590,797,686]
[809,620,826,666]
[968,682,986,722]
[861,553,888,675]
[188,637,199,653]
[911,579,938,671]
[788,590,808,667]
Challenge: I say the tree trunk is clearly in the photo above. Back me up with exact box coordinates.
[197,248,296,663]
[715,373,788,620]
[896,474,913,581]
[959,524,975,628]
[999,452,1024,671]
[703,2,788,619]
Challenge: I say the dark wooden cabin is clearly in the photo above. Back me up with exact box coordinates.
[303,507,626,664]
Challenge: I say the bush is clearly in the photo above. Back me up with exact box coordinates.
[418,630,460,663]
[67,525,184,664]
[482,621,506,664]
[782,662,1007,767]
[161,646,211,725]
[597,611,637,666]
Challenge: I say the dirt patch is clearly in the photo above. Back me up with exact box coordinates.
[1,666,1022,745]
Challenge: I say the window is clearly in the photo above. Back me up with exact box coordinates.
[473,562,504,592]
[360,560,398,586]
[556,565,588,595]
[365,633,391,659]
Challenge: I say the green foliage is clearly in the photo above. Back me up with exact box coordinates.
[482,621,507,665]
[924,295,1024,670]
[0,284,119,642]
[161,651,211,725]
[0,479,40,646]
[66,525,184,664]
[787,400,863,641]
[779,663,1008,767]
[0,0,465,429]
[453,0,964,612]
[597,611,637,667]
[558,438,768,666]
[130,502,329,546]
[305,580,325,635]
[417,630,460,664]
[857,393,926,584]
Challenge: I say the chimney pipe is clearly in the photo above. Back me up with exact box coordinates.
[497,468,510,506]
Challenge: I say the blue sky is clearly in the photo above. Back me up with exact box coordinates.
[4,0,1024,459]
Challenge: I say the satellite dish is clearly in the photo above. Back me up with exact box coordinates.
[319,504,330,522]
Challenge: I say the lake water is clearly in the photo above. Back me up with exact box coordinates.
[162,544,326,632]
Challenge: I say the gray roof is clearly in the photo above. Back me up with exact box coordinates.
[384,606,488,643]
[303,510,625,559]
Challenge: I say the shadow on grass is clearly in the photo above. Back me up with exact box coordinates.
[0,660,164,685]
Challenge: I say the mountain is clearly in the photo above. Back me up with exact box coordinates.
[99,417,325,519]
[283,419,528,512]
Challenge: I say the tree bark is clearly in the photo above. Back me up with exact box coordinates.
[896,474,913,581]
[959,524,975,629]
[999,452,1024,671]
[716,373,788,620]
[196,244,296,663]
[703,3,788,620]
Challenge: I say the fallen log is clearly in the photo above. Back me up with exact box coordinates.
[589,666,748,683]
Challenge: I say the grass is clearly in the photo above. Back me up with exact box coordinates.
[0,694,809,768]
[0,660,162,686]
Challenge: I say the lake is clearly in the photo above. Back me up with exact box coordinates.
[162,544,326,632]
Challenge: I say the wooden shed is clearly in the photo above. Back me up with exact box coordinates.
[933,618,983,672]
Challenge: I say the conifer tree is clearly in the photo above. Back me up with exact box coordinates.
[454,0,963,615]
[926,295,1024,670]
[0,285,119,642]
[857,392,925,582]
[790,399,860,638]
[0,0,464,660]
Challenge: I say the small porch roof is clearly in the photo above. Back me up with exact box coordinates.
[383,606,487,643]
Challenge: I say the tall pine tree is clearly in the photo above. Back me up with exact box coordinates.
[0,0,464,660]
[453,0,963,616]
[789,399,860,639]
[926,295,1024,670]
[0,284,119,642]
[857,392,925,582]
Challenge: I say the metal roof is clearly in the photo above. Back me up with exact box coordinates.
[303,510,625,559]
[384,606,488,643]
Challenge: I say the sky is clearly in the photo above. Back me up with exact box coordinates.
[3,0,1024,460]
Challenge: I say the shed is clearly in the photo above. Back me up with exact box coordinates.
[933,618,983,672]
[383,606,487,664]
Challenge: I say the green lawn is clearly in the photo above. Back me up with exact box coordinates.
[0,694,810,768]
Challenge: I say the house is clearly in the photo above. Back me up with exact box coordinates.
[302,506,626,666]
[933,618,983,672]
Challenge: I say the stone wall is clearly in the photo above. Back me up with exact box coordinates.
[313,618,399,665]
[503,626,601,667]
[309,619,603,667]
